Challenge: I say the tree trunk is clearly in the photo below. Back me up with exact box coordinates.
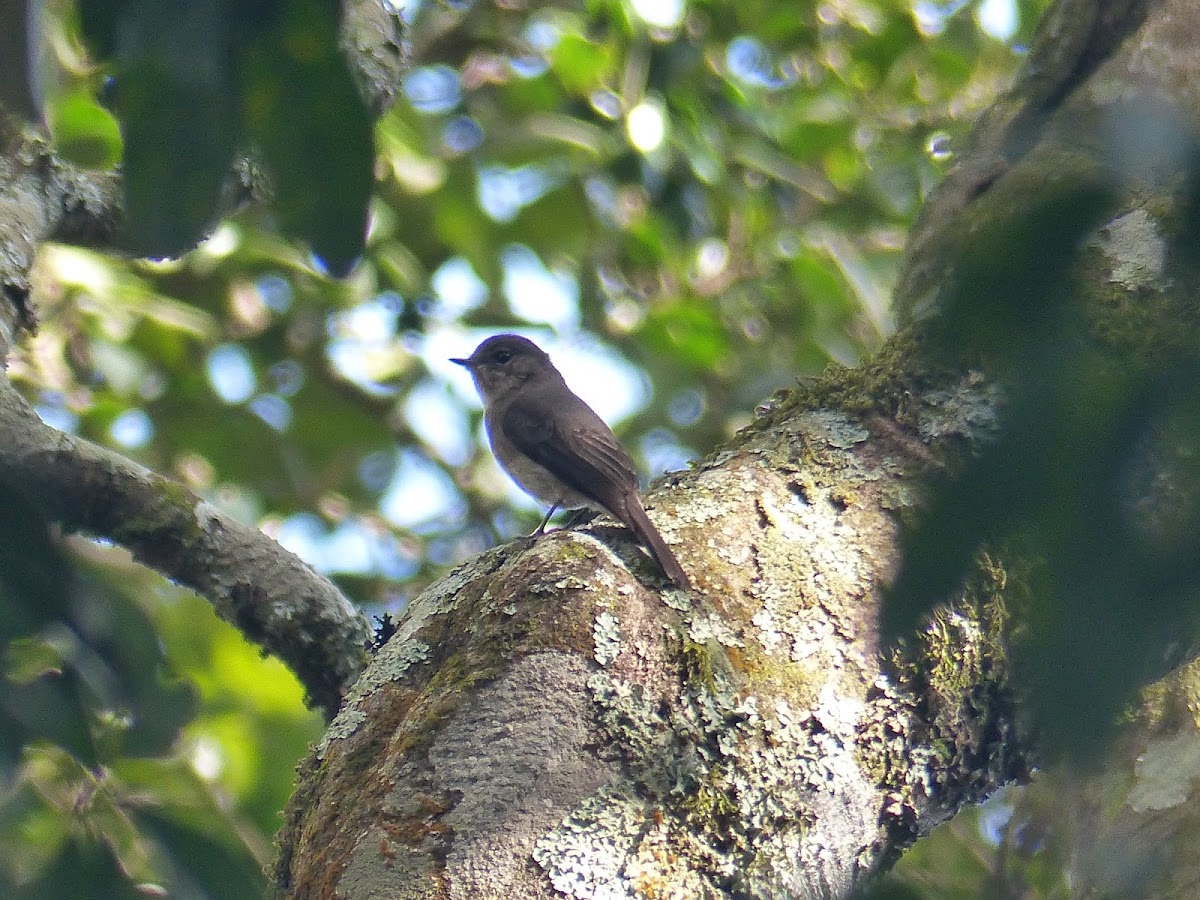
[274,0,1200,897]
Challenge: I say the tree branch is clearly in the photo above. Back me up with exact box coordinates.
[273,344,1032,895]
[342,0,408,116]
[0,373,371,718]
[274,0,1200,893]
[0,135,122,345]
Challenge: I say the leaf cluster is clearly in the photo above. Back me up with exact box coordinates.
[77,0,372,271]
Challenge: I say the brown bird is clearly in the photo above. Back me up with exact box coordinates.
[452,334,691,589]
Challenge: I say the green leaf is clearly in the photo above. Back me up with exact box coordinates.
[3,639,65,684]
[642,302,729,369]
[883,176,1117,645]
[77,0,122,60]
[551,33,614,95]
[242,0,374,276]
[116,0,239,257]
[47,91,124,170]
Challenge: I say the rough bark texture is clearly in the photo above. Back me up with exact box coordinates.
[342,0,408,116]
[274,0,1200,897]
[273,341,1025,898]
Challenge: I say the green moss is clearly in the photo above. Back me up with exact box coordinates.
[425,650,493,697]
[858,544,1030,834]
[155,474,200,509]
[794,328,942,421]
[552,537,600,565]
[1136,658,1200,735]
[681,765,739,825]
[969,553,1012,659]
[706,327,954,459]
[106,472,204,545]
[680,639,717,691]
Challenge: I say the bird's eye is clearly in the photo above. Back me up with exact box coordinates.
[494,350,512,364]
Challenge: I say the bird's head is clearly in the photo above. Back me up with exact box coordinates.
[451,334,555,402]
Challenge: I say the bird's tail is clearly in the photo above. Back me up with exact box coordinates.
[617,494,691,589]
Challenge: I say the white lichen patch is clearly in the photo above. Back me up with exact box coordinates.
[712,529,755,567]
[533,784,649,900]
[319,706,366,753]
[317,637,432,756]
[754,481,867,626]
[789,610,836,662]
[594,611,622,667]
[623,822,712,900]
[687,611,744,648]
[815,682,866,742]
[752,607,783,652]
[583,542,626,588]
[555,576,594,590]
[918,376,1003,444]
[588,671,668,752]
[1093,208,1166,291]
[570,658,881,895]
[677,470,729,524]
[801,409,871,449]
[1128,726,1200,812]
[758,484,840,555]
[660,588,693,613]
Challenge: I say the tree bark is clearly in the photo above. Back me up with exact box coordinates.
[274,0,1200,897]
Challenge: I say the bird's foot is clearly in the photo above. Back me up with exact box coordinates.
[531,505,558,537]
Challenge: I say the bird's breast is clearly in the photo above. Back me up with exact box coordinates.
[485,416,597,510]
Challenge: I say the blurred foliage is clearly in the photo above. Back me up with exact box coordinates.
[0,483,322,897]
[885,125,1200,762]
[76,0,372,268]
[885,785,1073,899]
[3,0,1063,896]
[21,0,1049,605]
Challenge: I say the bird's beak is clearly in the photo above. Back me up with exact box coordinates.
[450,357,471,368]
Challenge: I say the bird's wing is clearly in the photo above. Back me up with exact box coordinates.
[502,388,638,503]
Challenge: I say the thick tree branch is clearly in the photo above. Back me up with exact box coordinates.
[274,0,1200,895]
[0,135,369,717]
[273,342,1031,896]
[342,0,408,116]
[0,373,371,718]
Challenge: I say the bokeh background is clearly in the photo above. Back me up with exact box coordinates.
[1,0,1057,896]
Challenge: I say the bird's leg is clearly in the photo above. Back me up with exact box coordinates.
[533,504,558,536]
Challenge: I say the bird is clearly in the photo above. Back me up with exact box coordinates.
[452,334,691,589]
